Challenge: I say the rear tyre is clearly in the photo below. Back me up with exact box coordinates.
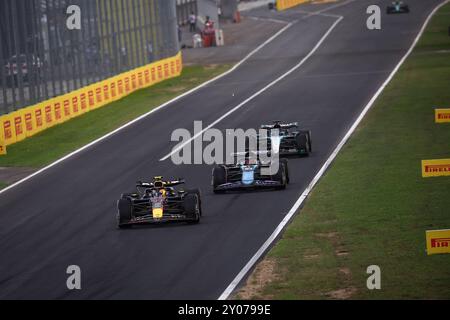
[117,198,133,229]
[184,194,200,224]
[280,158,289,184]
[307,130,312,153]
[213,165,227,194]
[272,162,287,190]
[296,133,309,156]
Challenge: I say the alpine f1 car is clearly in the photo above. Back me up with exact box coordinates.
[258,121,312,156]
[387,1,409,14]
[212,153,289,193]
[117,177,202,228]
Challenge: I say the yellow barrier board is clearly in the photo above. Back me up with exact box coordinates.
[426,229,450,255]
[1,113,16,146]
[0,53,182,156]
[33,103,47,133]
[277,0,310,11]
[0,120,6,155]
[44,101,55,129]
[435,108,450,123]
[0,139,5,155]
[23,108,36,138]
[12,110,26,143]
[422,159,450,177]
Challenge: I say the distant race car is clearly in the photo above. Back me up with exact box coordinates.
[258,121,312,156]
[387,1,409,14]
[212,152,289,193]
[117,177,201,228]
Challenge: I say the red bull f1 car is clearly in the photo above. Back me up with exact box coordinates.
[117,177,201,228]
[258,121,312,156]
[212,152,289,193]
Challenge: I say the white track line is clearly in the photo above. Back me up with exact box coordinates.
[218,0,450,300]
[160,16,343,161]
[0,20,295,197]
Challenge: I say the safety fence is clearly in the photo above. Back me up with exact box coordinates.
[0,0,179,116]
[0,53,182,155]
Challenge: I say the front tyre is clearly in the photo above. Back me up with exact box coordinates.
[186,188,202,216]
[213,165,227,194]
[184,194,200,224]
[117,198,133,229]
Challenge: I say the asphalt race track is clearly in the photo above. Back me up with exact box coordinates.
[0,0,444,299]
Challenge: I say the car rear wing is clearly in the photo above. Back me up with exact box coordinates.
[136,179,185,188]
[260,121,299,130]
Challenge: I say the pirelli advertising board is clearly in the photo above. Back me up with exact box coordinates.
[435,108,450,123]
[426,229,450,255]
[421,159,450,177]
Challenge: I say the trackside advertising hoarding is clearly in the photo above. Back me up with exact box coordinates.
[0,53,182,155]
[426,229,450,255]
[421,159,450,177]
[277,0,310,11]
[435,108,450,123]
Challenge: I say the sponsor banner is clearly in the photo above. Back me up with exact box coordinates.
[23,108,36,138]
[422,159,450,177]
[53,100,63,124]
[44,101,55,128]
[33,103,46,133]
[103,82,111,103]
[0,52,183,153]
[87,86,96,110]
[110,79,118,101]
[277,0,310,11]
[0,128,5,154]
[79,91,88,113]
[0,114,8,154]
[71,92,81,117]
[435,108,450,123]
[131,72,138,91]
[426,229,450,255]
[12,110,26,142]
[1,113,15,146]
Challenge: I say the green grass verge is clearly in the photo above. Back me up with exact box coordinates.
[242,4,450,299]
[0,65,230,168]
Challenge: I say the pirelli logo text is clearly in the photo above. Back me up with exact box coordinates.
[426,230,450,255]
[435,108,450,123]
[422,159,450,178]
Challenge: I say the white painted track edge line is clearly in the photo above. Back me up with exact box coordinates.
[159,16,343,161]
[217,0,450,300]
[0,21,295,197]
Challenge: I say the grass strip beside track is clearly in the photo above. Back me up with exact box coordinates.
[0,65,230,168]
[238,3,450,300]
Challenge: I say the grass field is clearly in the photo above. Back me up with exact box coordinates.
[0,65,229,169]
[238,3,450,299]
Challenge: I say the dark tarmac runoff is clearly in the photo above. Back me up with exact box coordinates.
[0,0,444,299]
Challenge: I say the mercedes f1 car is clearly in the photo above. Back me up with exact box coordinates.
[212,153,289,193]
[387,1,409,14]
[117,177,201,228]
[258,121,312,156]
